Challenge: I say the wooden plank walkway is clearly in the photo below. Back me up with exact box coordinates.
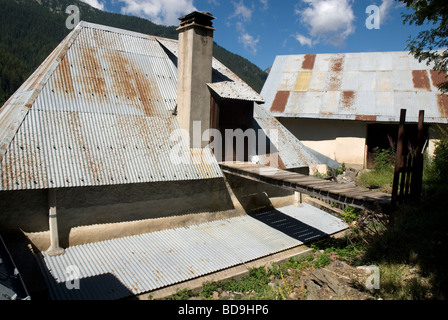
[220,162,392,212]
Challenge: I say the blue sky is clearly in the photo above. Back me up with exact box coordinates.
[80,0,428,71]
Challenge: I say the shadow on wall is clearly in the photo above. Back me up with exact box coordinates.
[224,173,294,214]
[0,178,236,248]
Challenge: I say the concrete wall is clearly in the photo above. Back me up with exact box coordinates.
[279,118,367,168]
[0,178,241,251]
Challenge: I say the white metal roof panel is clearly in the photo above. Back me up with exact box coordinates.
[253,104,340,169]
[39,204,348,300]
[207,81,265,103]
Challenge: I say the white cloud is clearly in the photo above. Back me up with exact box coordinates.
[118,0,196,26]
[295,33,313,47]
[229,1,259,55]
[80,0,105,10]
[296,0,356,46]
[239,30,260,55]
[260,0,269,10]
[379,0,394,23]
[230,0,253,21]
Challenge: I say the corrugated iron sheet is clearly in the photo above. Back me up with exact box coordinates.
[207,81,265,102]
[262,52,448,123]
[253,104,340,169]
[39,204,348,300]
[0,22,223,191]
[0,27,81,166]
[156,37,265,103]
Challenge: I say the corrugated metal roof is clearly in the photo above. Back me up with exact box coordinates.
[39,204,348,300]
[0,22,223,191]
[253,104,340,169]
[156,37,265,102]
[207,81,265,103]
[261,52,448,123]
[0,235,31,300]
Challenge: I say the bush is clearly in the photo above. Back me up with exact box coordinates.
[432,126,448,182]
[341,206,362,223]
[313,253,331,268]
[357,148,395,191]
[372,147,395,172]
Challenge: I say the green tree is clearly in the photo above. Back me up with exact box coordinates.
[400,0,448,92]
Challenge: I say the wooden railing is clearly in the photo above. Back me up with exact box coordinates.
[391,109,427,206]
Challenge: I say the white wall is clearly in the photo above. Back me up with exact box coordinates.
[279,118,367,168]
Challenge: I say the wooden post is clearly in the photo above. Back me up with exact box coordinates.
[46,189,65,256]
[411,110,425,204]
[392,109,406,207]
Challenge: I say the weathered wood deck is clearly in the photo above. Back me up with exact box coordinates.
[220,162,392,212]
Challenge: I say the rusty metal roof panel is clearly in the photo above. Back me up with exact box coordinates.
[260,56,288,106]
[0,22,223,191]
[0,27,81,166]
[1,108,222,190]
[263,51,448,123]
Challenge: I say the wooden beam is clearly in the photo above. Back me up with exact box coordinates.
[220,163,391,213]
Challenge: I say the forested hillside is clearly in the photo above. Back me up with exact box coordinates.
[0,0,267,106]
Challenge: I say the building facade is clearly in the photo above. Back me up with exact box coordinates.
[261,52,448,168]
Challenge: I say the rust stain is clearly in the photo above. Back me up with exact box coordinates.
[355,115,377,121]
[327,55,345,91]
[436,94,448,117]
[57,56,75,97]
[80,47,107,101]
[69,111,102,181]
[341,91,356,109]
[134,69,161,117]
[270,91,290,113]
[412,70,430,90]
[93,28,121,50]
[330,55,345,72]
[302,54,316,70]
[105,51,136,100]
[430,70,448,89]
[104,50,163,117]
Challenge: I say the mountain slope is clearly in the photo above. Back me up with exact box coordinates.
[0,0,267,107]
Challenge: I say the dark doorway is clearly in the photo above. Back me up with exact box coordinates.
[366,123,429,169]
[210,92,254,162]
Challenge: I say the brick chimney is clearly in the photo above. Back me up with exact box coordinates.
[177,11,215,148]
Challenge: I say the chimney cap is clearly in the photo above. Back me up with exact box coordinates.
[178,11,215,28]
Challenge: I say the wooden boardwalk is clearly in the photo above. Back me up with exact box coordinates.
[220,162,392,212]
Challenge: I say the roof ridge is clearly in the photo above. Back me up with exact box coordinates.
[79,21,167,41]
